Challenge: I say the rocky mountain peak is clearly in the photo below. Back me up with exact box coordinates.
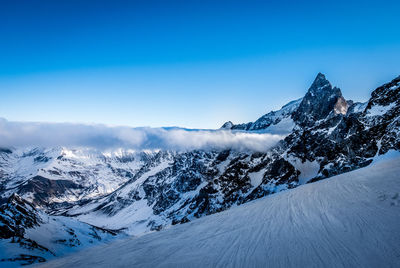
[309,72,330,93]
[220,73,347,130]
[306,72,339,96]
[292,73,346,126]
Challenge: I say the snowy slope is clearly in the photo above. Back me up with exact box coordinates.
[39,152,400,268]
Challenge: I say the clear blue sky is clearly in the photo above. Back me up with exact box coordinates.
[1,0,399,128]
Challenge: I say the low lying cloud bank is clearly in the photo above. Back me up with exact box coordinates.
[0,119,284,152]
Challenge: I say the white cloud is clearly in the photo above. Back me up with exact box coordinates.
[0,118,284,152]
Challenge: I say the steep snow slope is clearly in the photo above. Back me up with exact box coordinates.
[40,152,400,268]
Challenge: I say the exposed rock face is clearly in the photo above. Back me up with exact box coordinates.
[334,96,348,115]
[0,194,122,266]
[292,73,344,126]
[0,194,50,265]
[17,176,82,206]
[0,194,41,239]
[284,75,400,180]
[362,75,400,154]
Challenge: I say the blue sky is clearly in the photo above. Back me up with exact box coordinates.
[1,0,399,128]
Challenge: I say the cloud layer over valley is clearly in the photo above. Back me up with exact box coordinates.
[0,118,284,152]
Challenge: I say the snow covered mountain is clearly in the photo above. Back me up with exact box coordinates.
[39,151,400,268]
[221,97,302,133]
[0,73,399,266]
[221,73,353,131]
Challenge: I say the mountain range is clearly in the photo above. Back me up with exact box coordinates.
[40,151,400,267]
[0,73,399,266]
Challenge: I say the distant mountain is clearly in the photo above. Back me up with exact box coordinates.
[0,73,399,266]
[221,97,302,133]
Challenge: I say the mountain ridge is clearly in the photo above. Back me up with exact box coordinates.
[221,73,354,131]
[0,72,399,265]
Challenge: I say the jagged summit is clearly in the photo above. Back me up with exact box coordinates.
[309,72,330,92]
[222,73,348,130]
[292,73,346,126]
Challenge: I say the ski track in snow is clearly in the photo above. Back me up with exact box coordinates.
[38,154,400,268]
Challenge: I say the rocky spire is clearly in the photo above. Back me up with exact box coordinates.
[292,73,346,126]
[309,72,331,93]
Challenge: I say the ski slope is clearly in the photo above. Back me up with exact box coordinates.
[39,152,400,268]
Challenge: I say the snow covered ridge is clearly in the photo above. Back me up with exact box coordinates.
[0,119,284,152]
[221,97,302,131]
[0,73,399,266]
[40,152,400,268]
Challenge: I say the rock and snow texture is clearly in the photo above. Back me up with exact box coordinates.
[334,96,349,115]
[0,147,149,204]
[221,97,302,132]
[0,73,400,266]
[0,194,123,267]
[40,153,400,268]
[292,73,347,126]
